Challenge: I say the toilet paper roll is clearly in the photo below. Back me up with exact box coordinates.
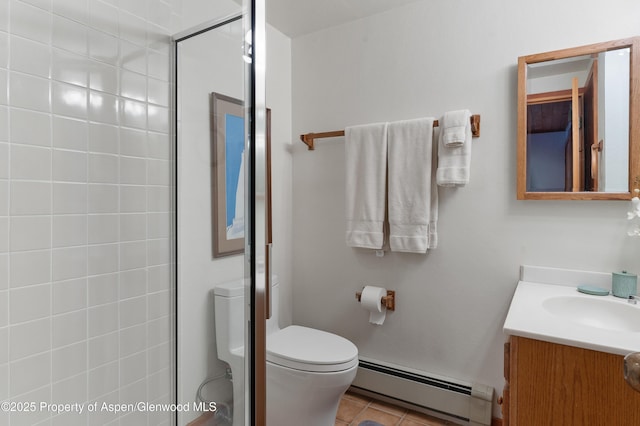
[360,286,387,325]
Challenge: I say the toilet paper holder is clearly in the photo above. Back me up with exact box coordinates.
[355,290,395,311]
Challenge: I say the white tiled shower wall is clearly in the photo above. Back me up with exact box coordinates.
[0,0,179,425]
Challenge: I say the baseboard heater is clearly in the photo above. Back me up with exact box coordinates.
[350,357,494,426]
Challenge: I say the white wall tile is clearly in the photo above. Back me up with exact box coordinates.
[148,0,172,30]
[52,15,88,56]
[87,272,118,306]
[119,268,145,299]
[53,149,87,182]
[10,36,50,78]
[11,182,51,215]
[52,375,87,414]
[147,78,169,107]
[120,241,146,270]
[10,109,51,147]
[87,361,118,400]
[9,317,51,361]
[146,159,169,185]
[9,352,51,400]
[52,246,87,281]
[147,212,169,239]
[0,107,7,142]
[0,1,7,32]
[0,69,6,105]
[120,40,146,74]
[119,11,147,45]
[147,238,168,266]
[89,331,118,368]
[119,323,146,357]
[88,91,119,124]
[120,99,147,129]
[10,72,50,112]
[87,243,118,275]
[10,385,51,425]
[147,315,169,347]
[53,182,87,214]
[10,0,52,44]
[88,153,118,183]
[20,0,52,11]
[52,277,87,314]
[120,128,147,157]
[120,378,146,406]
[52,341,86,382]
[53,214,87,248]
[147,105,168,133]
[89,123,118,154]
[10,216,51,252]
[88,214,118,244]
[119,295,145,328]
[147,264,169,292]
[11,145,52,180]
[120,185,146,213]
[121,70,146,101]
[53,116,88,151]
[52,81,88,119]
[88,302,118,337]
[0,255,7,290]
[88,61,118,93]
[0,33,7,68]
[147,290,168,320]
[0,290,6,327]
[147,343,169,373]
[53,0,88,24]
[10,283,50,324]
[87,184,117,213]
[0,326,7,364]
[146,186,169,213]
[89,0,118,36]
[52,48,89,88]
[52,310,86,348]
[9,250,50,288]
[89,29,119,65]
[119,156,146,184]
[120,213,146,241]
[120,351,146,386]
[0,144,8,177]
[147,51,169,81]
[0,217,7,252]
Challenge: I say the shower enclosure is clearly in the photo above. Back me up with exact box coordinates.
[174,1,268,425]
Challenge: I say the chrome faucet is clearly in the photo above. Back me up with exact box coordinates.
[628,295,639,305]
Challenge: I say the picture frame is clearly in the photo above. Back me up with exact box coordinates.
[210,92,271,258]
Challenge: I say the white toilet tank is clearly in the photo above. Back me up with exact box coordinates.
[213,275,280,361]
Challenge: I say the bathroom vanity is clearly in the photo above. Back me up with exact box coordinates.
[503,266,640,425]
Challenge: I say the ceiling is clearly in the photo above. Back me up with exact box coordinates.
[262,0,423,38]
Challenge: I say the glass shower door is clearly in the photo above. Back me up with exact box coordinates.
[174,0,267,423]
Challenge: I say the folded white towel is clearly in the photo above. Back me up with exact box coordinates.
[345,122,388,249]
[436,109,472,186]
[388,118,438,253]
[441,109,470,147]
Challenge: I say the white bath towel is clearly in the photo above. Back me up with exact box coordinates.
[345,122,388,249]
[436,109,472,186]
[387,118,438,253]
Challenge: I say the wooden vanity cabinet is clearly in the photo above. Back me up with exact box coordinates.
[504,336,640,425]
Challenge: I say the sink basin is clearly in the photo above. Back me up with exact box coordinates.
[543,296,640,332]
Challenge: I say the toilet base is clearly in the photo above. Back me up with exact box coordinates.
[266,362,358,426]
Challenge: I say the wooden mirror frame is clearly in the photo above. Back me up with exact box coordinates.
[517,37,640,200]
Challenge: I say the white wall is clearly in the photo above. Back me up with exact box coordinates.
[0,0,177,425]
[176,1,293,423]
[290,0,640,417]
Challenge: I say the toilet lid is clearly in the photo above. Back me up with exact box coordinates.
[267,325,358,372]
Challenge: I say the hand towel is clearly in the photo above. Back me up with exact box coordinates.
[436,109,472,186]
[345,122,388,249]
[441,109,470,147]
[387,118,438,253]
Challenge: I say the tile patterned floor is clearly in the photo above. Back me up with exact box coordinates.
[335,391,455,426]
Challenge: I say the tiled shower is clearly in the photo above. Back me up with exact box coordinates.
[0,0,177,424]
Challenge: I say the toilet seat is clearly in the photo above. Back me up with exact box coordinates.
[267,325,358,372]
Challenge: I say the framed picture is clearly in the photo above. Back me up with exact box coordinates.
[210,92,271,258]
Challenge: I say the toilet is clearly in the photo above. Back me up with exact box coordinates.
[213,276,358,426]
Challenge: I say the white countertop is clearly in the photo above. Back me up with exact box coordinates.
[504,267,640,356]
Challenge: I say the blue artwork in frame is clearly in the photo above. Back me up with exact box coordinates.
[211,92,271,258]
[211,93,245,257]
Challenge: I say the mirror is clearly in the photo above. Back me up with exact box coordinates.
[517,37,640,200]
